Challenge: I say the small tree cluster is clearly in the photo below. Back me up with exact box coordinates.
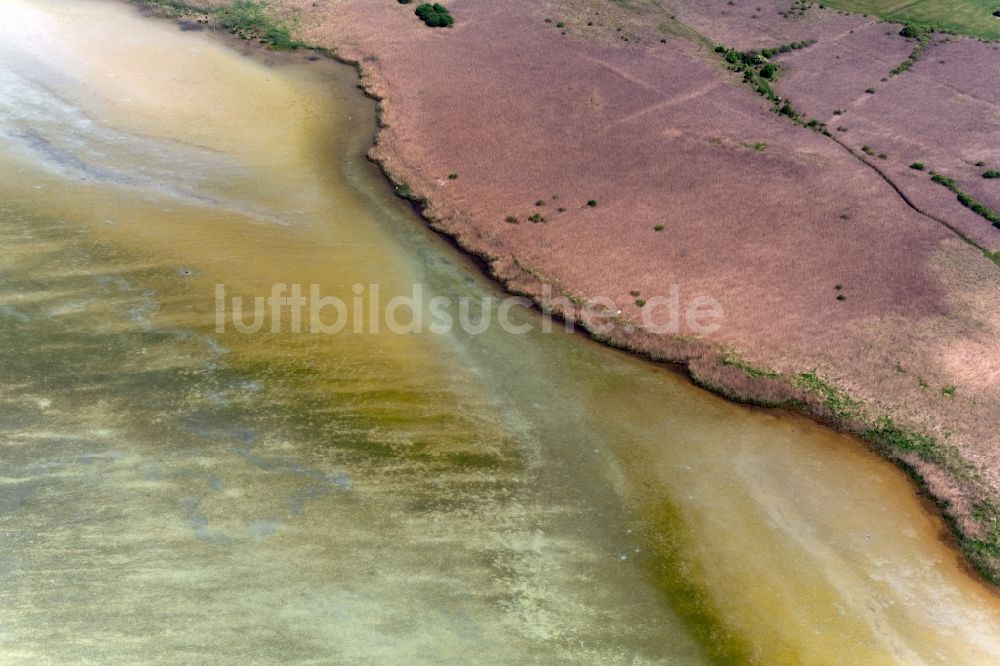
[415,3,454,27]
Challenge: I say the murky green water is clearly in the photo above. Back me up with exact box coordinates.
[2,1,1000,663]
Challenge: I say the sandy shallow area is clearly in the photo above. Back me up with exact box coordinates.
[160,0,1000,577]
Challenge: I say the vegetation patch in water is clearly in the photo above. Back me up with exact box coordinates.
[217,1,302,50]
[134,0,303,50]
[643,500,755,664]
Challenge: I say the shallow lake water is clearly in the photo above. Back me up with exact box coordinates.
[1,1,999,663]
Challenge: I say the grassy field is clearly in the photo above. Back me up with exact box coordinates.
[822,0,1000,40]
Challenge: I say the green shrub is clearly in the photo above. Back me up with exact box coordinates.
[587,200,598,207]
[932,173,957,189]
[505,215,519,224]
[448,172,458,179]
[984,170,1000,179]
[760,63,777,79]
[217,0,301,50]
[932,174,1000,228]
[528,213,545,223]
[415,3,454,27]
[865,87,875,94]
[910,162,925,170]
[654,224,664,231]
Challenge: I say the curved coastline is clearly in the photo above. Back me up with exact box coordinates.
[128,0,1000,588]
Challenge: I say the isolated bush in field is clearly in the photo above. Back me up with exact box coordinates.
[415,3,454,27]
[587,200,598,207]
[984,170,1000,179]
[910,162,925,170]
[505,215,519,224]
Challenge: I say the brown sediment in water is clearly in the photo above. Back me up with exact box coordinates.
[138,0,1000,583]
[6,1,1000,661]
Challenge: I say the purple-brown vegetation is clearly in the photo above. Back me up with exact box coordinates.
[196,0,1000,575]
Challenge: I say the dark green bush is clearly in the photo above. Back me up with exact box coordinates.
[932,173,957,189]
[760,63,777,79]
[932,174,1000,228]
[910,162,925,170]
[984,170,1000,179]
[415,3,454,27]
